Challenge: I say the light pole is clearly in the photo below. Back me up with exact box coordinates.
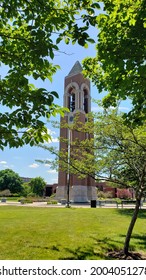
[66,128,71,208]
[66,173,70,207]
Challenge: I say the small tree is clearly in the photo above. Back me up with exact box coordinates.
[0,169,23,194]
[38,109,146,257]
[30,177,46,197]
[21,182,32,197]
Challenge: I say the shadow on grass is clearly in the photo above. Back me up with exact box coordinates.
[29,237,123,260]
[61,234,146,260]
[117,209,146,219]
[132,234,146,247]
[29,244,60,253]
[60,237,123,260]
[30,235,146,260]
[63,235,146,260]
[120,233,146,250]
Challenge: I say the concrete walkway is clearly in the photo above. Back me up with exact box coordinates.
[0,201,146,209]
[0,201,90,208]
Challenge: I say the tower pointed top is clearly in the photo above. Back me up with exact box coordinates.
[68,61,82,76]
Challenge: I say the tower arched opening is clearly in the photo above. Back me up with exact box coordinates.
[83,88,89,114]
[68,87,76,112]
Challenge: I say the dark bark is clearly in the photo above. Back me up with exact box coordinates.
[123,193,143,256]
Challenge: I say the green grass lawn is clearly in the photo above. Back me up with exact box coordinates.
[0,206,145,260]
[4,197,21,201]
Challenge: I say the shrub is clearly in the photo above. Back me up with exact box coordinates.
[47,200,58,205]
[117,189,132,199]
[19,198,33,204]
[0,189,11,197]
[97,191,113,199]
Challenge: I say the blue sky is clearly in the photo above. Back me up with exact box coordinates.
[0,27,130,184]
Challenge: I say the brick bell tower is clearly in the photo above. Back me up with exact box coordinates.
[56,61,96,202]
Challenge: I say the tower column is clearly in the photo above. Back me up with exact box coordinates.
[56,61,96,203]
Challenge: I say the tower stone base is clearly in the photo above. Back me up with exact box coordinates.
[87,186,97,201]
[71,185,88,202]
[55,186,67,202]
[56,185,97,203]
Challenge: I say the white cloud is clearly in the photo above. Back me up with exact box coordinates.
[92,106,104,112]
[44,163,51,167]
[92,105,130,113]
[118,106,130,112]
[42,128,59,144]
[29,163,39,168]
[52,137,59,143]
[48,137,59,144]
[0,161,7,165]
[47,169,57,174]
[47,129,56,136]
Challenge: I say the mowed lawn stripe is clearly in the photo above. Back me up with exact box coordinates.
[0,207,145,259]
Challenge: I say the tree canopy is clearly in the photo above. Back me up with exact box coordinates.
[0,0,98,149]
[1,0,145,150]
[0,168,23,194]
[83,0,146,125]
[30,176,46,196]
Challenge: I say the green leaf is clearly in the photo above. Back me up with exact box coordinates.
[91,3,100,9]
[49,49,54,59]
[56,37,62,44]
[87,38,95,44]
[51,91,59,98]
[84,43,88,48]
[65,37,70,44]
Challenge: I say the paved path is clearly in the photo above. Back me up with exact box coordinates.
[0,201,90,208]
[0,201,146,209]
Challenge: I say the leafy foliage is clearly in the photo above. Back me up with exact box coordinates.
[21,182,32,197]
[39,108,146,255]
[0,189,12,197]
[0,168,23,194]
[43,110,146,196]
[29,176,46,196]
[0,0,98,149]
[83,0,146,125]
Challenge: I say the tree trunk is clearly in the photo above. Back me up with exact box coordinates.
[123,195,142,256]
